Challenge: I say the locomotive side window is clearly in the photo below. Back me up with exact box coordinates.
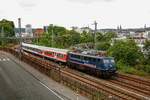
[84,57,88,61]
[92,58,96,62]
[74,55,77,58]
[72,54,75,58]
[88,57,91,61]
[76,55,80,59]
[81,56,84,60]
[70,54,73,57]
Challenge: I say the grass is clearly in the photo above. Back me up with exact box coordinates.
[117,62,150,77]
[118,66,149,76]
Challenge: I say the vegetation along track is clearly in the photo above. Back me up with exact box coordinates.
[62,68,150,100]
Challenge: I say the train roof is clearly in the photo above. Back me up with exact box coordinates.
[69,52,114,59]
[22,43,69,54]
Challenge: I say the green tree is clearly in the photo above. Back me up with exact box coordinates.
[0,19,15,37]
[46,25,69,48]
[68,30,80,45]
[80,31,93,43]
[37,33,52,47]
[143,40,150,64]
[108,40,143,66]
[103,32,117,41]
[35,25,82,49]
[55,30,81,48]
[48,25,67,36]
[96,42,111,51]
[96,32,103,42]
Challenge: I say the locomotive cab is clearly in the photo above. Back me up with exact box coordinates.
[96,57,117,77]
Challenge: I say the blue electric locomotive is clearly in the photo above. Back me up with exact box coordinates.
[68,52,116,78]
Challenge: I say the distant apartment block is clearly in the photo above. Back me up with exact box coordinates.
[25,24,33,37]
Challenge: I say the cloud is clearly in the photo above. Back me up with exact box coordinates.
[17,0,37,8]
[66,0,114,4]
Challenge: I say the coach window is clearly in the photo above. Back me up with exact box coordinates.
[52,52,54,56]
[49,52,52,55]
[61,54,64,58]
[57,54,62,58]
[46,52,51,55]
[57,53,59,57]
[47,52,50,55]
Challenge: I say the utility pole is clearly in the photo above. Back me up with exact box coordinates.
[18,18,22,59]
[51,24,54,47]
[93,21,98,50]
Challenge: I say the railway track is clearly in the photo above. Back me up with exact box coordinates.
[109,79,150,97]
[63,68,150,100]
[117,74,150,87]
[61,69,132,100]
[111,74,150,95]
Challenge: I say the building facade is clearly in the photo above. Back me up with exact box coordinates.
[33,28,44,38]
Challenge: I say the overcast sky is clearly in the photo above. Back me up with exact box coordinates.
[0,0,150,29]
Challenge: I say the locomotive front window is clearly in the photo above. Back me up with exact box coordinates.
[110,59,115,63]
[103,59,109,63]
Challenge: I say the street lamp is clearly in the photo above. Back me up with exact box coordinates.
[92,21,98,50]
[18,18,22,59]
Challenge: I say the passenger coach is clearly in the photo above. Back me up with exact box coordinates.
[22,43,69,62]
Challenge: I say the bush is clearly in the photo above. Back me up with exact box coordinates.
[108,40,143,66]
[117,61,149,76]
[143,65,150,73]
